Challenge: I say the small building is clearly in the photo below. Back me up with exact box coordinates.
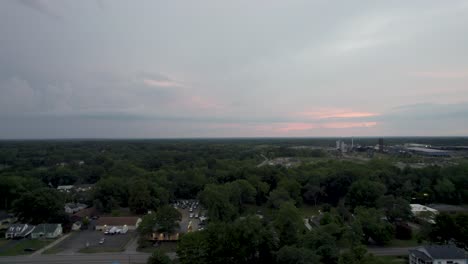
[71,221,82,231]
[410,204,438,224]
[0,211,17,230]
[5,224,35,239]
[57,185,74,192]
[95,217,142,231]
[31,224,62,239]
[409,245,467,264]
[65,203,87,214]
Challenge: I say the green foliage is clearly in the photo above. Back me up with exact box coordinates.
[274,202,304,246]
[354,207,395,245]
[199,184,237,222]
[138,206,181,237]
[12,187,64,224]
[301,228,339,264]
[347,180,386,209]
[268,188,293,209]
[426,212,468,249]
[275,246,319,264]
[147,250,172,264]
[177,216,277,264]
[377,195,412,223]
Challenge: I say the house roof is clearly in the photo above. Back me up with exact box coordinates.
[96,217,140,226]
[0,211,14,221]
[32,224,61,234]
[73,207,97,218]
[409,250,431,261]
[423,245,467,259]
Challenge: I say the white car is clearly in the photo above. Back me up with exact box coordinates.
[189,213,194,218]
[99,238,105,244]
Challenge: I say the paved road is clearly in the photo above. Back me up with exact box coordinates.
[367,246,414,256]
[0,253,150,264]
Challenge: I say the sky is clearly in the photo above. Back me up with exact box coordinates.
[1,0,468,138]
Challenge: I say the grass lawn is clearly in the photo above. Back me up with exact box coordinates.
[0,240,9,247]
[138,242,178,254]
[387,238,420,248]
[42,246,64,255]
[374,255,407,263]
[0,239,51,256]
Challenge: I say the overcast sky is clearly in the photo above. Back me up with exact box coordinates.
[1,0,468,138]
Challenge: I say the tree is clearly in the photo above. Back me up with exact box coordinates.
[138,206,181,239]
[199,184,237,222]
[147,250,172,264]
[13,188,64,224]
[177,216,277,264]
[275,246,319,264]
[347,180,386,209]
[354,207,394,245]
[302,184,325,206]
[277,178,302,205]
[434,178,456,202]
[93,177,128,212]
[129,178,158,214]
[377,195,412,223]
[274,202,304,246]
[177,231,210,264]
[268,188,293,209]
[301,228,339,264]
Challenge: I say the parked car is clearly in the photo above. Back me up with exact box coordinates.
[99,238,105,244]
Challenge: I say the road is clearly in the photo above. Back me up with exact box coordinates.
[0,253,150,264]
[367,246,414,256]
[0,246,414,263]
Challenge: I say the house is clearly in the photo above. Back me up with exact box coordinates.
[65,203,87,214]
[0,211,16,230]
[5,224,35,239]
[409,245,467,264]
[411,204,438,224]
[71,221,82,231]
[31,224,62,239]
[57,185,74,192]
[95,217,142,231]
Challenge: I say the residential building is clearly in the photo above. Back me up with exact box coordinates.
[409,245,467,264]
[0,211,16,230]
[5,224,35,239]
[95,217,142,231]
[31,224,62,239]
[65,203,87,214]
[411,204,438,224]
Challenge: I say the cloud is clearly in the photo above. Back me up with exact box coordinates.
[298,108,379,120]
[410,70,468,79]
[143,79,184,88]
[17,0,62,19]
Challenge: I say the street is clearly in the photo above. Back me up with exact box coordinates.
[0,253,150,264]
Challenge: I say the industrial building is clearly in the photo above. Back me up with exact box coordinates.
[406,147,450,157]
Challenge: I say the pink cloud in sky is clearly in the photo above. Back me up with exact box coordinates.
[298,108,379,119]
[411,70,468,78]
[257,121,378,133]
[143,78,184,88]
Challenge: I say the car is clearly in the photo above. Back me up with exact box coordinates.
[189,208,193,212]
[189,213,194,218]
[194,213,199,218]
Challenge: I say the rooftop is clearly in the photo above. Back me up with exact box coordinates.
[424,245,467,259]
[96,217,140,226]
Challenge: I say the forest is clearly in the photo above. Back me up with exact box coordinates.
[0,138,467,264]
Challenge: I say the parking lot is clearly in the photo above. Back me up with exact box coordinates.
[172,200,207,233]
[48,230,133,254]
